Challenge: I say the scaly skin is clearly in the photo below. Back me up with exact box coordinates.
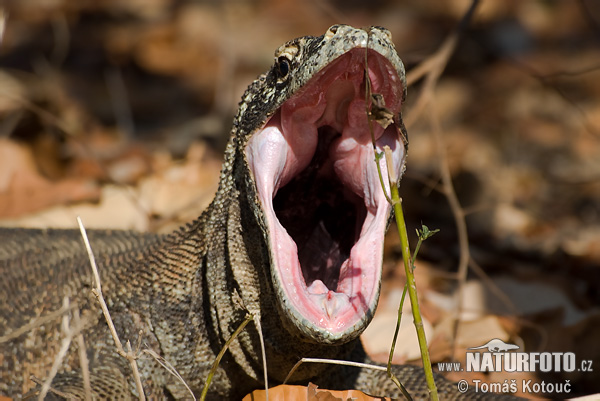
[0,25,521,400]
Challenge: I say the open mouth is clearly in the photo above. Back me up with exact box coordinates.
[246,48,406,342]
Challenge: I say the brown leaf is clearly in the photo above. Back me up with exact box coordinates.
[308,382,342,401]
[243,383,394,401]
[0,139,100,218]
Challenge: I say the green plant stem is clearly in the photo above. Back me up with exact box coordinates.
[387,283,410,401]
[411,240,422,268]
[389,180,439,401]
[363,40,436,399]
[387,283,408,373]
[388,229,435,371]
[200,313,254,401]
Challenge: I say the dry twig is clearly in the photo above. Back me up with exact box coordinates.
[402,0,481,363]
[253,314,269,401]
[31,376,77,400]
[283,358,387,385]
[38,297,89,401]
[77,216,147,401]
[143,349,197,401]
[0,9,6,45]
[0,303,75,343]
[73,308,92,401]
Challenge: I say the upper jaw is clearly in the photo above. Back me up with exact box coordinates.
[245,26,406,344]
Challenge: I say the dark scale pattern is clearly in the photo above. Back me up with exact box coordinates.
[0,25,520,400]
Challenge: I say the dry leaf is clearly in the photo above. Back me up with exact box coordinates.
[138,143,220,224]
[0,185,148,231]
[0,139,100,219]
[243,383,393,401]
[308,382,342,401]
[362,291,433,362]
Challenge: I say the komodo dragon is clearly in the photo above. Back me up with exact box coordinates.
[0,25,521,400]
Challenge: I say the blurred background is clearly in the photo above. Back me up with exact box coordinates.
[0,0,598,399]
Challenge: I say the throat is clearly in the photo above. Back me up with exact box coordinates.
[273,126,365,291]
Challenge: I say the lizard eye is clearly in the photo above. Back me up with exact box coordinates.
[276,56,290,79]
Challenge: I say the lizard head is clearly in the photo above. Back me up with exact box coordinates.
[237,25,407,344]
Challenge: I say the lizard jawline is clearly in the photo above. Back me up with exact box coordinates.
[246,49,405,343]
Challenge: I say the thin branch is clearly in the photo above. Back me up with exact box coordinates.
[404,34,458,128]
[283,358,387,385]
[38,297,88,401]
[468,258,518,316]
[30,376,77,400]
[0,9,6,45]
[50,13,70,66]
[0,89,74,136]
[77,216,146,401]
[429,106,470,362]
[106,68,135,140]
[402,0,481,366]
[253,314,269,401]
[73,308,92,401]
[507,59,600,138]
[578,0,600,38]
[404,0,480,127]
[538,64,600,79]
[142,349,196,401]
[0,303,74,343]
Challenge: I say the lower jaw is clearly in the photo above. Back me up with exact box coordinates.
[274,276,381,344]
[270,203,390,343]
